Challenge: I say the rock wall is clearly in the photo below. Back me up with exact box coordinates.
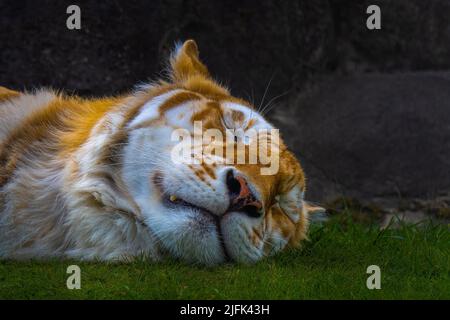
[272,72,450,206]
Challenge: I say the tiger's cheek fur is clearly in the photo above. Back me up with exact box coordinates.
[262,205,309,256]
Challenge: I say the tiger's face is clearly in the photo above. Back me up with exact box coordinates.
[120,40,321,265]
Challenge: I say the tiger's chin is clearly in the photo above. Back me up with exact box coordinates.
[149,194,267,265]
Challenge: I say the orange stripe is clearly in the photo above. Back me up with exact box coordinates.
[158,91,202,114]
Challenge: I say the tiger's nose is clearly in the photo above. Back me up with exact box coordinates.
[226,170,263,218]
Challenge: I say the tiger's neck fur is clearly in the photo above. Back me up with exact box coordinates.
[0,87,164,260]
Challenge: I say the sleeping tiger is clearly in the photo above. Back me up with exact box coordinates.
[0,40,324,265]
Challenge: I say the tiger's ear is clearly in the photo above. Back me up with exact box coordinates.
[304,202,328,222]
[169,40,210,82]
[304,202,327,216]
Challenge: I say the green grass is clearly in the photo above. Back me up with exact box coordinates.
[0,215,448,299]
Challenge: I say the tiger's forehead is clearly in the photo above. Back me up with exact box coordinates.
[127,89,273,132]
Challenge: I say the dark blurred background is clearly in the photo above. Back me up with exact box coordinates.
[1,0,450,217]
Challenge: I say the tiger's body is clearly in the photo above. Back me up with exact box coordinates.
[0,40,322,264]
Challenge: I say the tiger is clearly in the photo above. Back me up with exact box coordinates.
[0,40,324,265]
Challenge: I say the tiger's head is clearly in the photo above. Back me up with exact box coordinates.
[119,40,323,265]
